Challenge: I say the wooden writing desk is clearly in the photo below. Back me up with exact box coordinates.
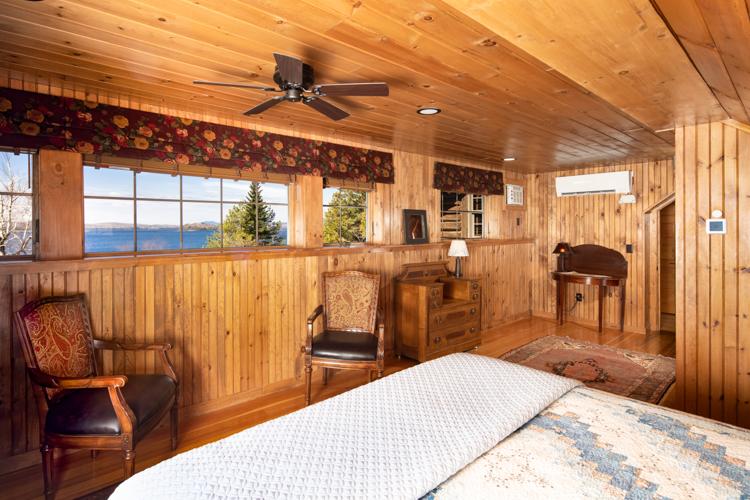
[551,244,628,332]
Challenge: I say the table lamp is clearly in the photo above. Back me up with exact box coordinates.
[552,242,573,271]
[448,240,469,278]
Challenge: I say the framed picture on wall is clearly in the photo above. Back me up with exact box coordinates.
[403,209,429,244]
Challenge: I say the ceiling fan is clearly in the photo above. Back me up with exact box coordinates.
[194,53,389,121]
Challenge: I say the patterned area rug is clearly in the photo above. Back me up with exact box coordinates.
[500,336,675,403]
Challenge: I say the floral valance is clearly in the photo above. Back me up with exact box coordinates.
[0,88,394,184]
[433,162,504,195]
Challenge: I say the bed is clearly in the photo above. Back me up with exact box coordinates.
[111,353,750,499]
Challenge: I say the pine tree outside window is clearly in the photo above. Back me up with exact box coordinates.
[322,187,367,246]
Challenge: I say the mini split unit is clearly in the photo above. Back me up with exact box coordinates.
[555,171,632,197]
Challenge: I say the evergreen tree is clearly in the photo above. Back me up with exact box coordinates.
[207,182,282,248]
[322,189,366,245]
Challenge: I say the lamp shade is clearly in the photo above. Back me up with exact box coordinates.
[552,242,573,254]
[448,239,469,257]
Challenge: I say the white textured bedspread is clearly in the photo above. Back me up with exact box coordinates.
[111,353,580,499]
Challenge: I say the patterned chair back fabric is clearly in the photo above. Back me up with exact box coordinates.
[323,272,380,333]
[16,295,96,398]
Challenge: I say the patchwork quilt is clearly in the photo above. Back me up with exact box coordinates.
[429,387,750,499]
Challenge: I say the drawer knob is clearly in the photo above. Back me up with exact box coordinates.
[472,293,479,301]
[434,337,441,344]
[470,308,477,314]
[472,282,479,289]
[470,327,476,333]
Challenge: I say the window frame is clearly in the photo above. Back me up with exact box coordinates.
[322,186,369,247]
[82,165,290,256]
[440,191,486,240]
[0,148,36,261]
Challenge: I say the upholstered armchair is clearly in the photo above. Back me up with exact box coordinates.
[13,295,179,499]
[303,271,384,405]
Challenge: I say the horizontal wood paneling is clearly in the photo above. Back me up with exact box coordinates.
[528,159,675,333]
[674,121,750,427]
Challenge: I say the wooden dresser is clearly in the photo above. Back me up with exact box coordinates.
[395,261,481,362]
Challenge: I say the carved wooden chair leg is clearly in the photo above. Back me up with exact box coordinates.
[41,444,53,500]
[304,365,312,406]
[170,401,179,451]
[123,449,135,478]
[377,369,383,379]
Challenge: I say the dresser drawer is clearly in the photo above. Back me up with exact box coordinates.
[429,304,480,331]
[428,322,480,350]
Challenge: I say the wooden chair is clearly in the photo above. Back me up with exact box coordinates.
[13,294,179,499]
[304,271,384,405]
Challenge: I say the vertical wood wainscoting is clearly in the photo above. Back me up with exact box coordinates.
[527,159,675,333]
[674,121,750,427]
[0,240,532,467]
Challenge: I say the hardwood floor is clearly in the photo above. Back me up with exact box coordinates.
[1,317,675,500]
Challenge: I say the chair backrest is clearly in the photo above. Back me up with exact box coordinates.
[323,271,380,333]
[14,294,96,400]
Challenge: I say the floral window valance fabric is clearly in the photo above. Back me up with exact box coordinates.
[433,162,504,195]
[0,88,394,184]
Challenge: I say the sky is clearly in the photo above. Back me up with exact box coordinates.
[84,167,289,225]
[0,152,32,193]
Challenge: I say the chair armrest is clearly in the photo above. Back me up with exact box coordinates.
[304,305,324,356]
[93,339,172,351]
[375,310,385,362]
[27,369,136,436]
[27,368,127,389]
[307,305,324,325]
[93,339,178,382]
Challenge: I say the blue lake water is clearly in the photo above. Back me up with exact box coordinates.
[85,228,287,253]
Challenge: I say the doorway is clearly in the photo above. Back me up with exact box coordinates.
[644,193,676,333]
[659,201,676,332]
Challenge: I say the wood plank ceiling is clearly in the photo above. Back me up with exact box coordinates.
[651,0,750,124]
[0,0,736,172]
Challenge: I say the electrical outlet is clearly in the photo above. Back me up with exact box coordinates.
[575,293,583,302]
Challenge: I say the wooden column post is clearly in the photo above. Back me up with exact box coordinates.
[288,175,323,248]
[38,150,84,260]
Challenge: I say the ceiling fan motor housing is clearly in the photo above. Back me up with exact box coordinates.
[273,63,315,90]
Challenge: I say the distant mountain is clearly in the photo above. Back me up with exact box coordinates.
[85,222,288,232]
[86,222,219,230]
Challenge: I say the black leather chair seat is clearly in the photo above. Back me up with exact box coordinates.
[46,374,176,437]
[312,330,378,361]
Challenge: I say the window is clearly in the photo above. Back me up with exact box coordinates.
[322,187,367,245]
[0,150,34,257]
[440,192,484,239]
[84,166,288,254]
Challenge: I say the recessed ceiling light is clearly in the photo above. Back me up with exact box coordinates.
[503,157,516,161]
[417,107,441,115]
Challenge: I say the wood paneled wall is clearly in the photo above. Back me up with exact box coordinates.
[527,159,674,333]
[0,146,533,466]
[0,241,533,463]
[674,121,750,427]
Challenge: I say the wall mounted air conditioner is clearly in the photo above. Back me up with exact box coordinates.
[555,171,632,197]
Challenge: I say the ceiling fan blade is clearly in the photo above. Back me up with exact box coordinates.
[193,80,278,91]
[243,97,285,115]
[313,82,389,97]
[303,97,349,121]
[273,53,304,84]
